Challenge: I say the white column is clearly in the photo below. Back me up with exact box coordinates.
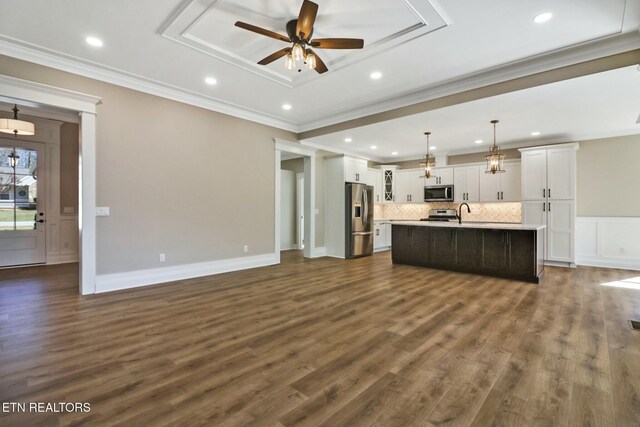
[79,111,97,295]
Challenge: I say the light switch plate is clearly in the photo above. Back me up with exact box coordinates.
[96,207,110,217]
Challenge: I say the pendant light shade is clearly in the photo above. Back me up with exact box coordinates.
[291,43,305,61]
[0,105,35,137]
[485,120,505,174]
[419,131,437,179]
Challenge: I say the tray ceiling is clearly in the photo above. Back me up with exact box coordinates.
[161,0,449,87]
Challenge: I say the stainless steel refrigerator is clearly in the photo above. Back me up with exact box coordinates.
[345,183,374,258]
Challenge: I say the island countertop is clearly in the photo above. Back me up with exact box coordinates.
[391,221,546,231]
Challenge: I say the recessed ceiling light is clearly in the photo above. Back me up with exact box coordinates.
[370,145,377,150]
[534,12,553,24]
[531,131,541,136]
[204,77,217,85]
[392,152,398,156]
[370,72,382,80]
[282,104,292,111]
[85,36,104,47]
[344,137,352,143]
[475,139,484,144]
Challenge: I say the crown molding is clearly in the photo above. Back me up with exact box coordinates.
[299,139,386,163]
[0,36,299,132]
[297,31,640,134]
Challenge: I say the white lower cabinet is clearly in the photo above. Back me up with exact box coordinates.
[547,200,574,263]
[522,199,574,263]
[374,222,392,251]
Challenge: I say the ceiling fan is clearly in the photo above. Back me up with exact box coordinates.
[234,0,364,74]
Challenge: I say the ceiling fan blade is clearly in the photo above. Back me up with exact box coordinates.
[296,0,318,40]
[258,48,291,65]
[235,21,291,42]
[313,52,328,74]
[310,38,365,49]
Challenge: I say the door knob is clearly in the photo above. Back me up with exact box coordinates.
[37,219,45,223]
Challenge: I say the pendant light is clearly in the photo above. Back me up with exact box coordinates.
[419,131,437,179]
[284,52,296,70]
[0,105,35,137]
[485,120,505,174]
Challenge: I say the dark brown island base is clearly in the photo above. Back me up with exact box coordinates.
[392,222,546,283]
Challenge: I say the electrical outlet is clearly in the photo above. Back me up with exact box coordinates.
[243,245,248,253]
[620,247,626,255]
[159,253,166,263]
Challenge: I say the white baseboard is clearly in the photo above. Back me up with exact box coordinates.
[576,217,640,271]
[311,246,326,257]
[46,254,79,265]
[576,257,640,271]
[95,253,278,294]
[374,246,391,253]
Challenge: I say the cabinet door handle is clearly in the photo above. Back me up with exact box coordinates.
[548,202,551,212]
[501,191,504,200]
[543,202,546,212]
[548,188,551,198]
[543,189,546,198]
[497,191,500,200]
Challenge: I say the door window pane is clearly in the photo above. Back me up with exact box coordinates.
[0,146,37,231]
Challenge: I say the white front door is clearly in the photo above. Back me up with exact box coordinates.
[0,140,46,267]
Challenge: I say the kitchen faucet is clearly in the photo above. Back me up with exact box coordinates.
[457,203,471,224]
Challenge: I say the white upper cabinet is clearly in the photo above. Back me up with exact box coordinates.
[395,171,411,203]
[381,166,397,203]
[394,169,425,203]
[479,161,521,202]
[547,147,576,200]
[521,150,548,200]
[521,144,577,201]
[454,165,480,202]
[425,167,453,186]
[367,168,382,204]
[344,157,368,183]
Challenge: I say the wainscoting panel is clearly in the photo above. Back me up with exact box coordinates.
[576,217,640,270]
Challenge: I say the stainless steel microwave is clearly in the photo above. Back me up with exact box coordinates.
[424,185,454,202]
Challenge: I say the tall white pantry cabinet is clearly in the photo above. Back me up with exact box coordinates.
[520,143,578,266]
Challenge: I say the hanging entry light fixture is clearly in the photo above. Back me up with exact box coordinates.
[485,120,505,174]
[419,131,437,179]
[0,104,35,137]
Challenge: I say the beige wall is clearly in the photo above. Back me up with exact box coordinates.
[577,134,640,217]
[59,122,79,214]
[281,158,304,173]
[447,148,521,165]
[0,55,296,275]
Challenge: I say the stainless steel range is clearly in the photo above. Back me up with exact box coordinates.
[420,209,458,222]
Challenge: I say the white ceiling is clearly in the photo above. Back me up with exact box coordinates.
[303,65,640,162]
[0,0,638,132]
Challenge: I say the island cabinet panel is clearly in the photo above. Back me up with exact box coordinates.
[392,224,543,283]
[429,228,457,269]
[391,225,430,266]
[480,229,508,273]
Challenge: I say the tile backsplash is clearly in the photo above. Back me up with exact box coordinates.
[376,202,522,223]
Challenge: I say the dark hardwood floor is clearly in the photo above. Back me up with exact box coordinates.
[1,251,640,426]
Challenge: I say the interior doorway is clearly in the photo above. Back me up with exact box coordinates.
[0,75,100,294]
[274,139,317,262]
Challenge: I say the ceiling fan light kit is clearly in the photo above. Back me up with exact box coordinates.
[234,0,364,74]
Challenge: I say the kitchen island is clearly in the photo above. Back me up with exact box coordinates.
[392,222,545,283]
